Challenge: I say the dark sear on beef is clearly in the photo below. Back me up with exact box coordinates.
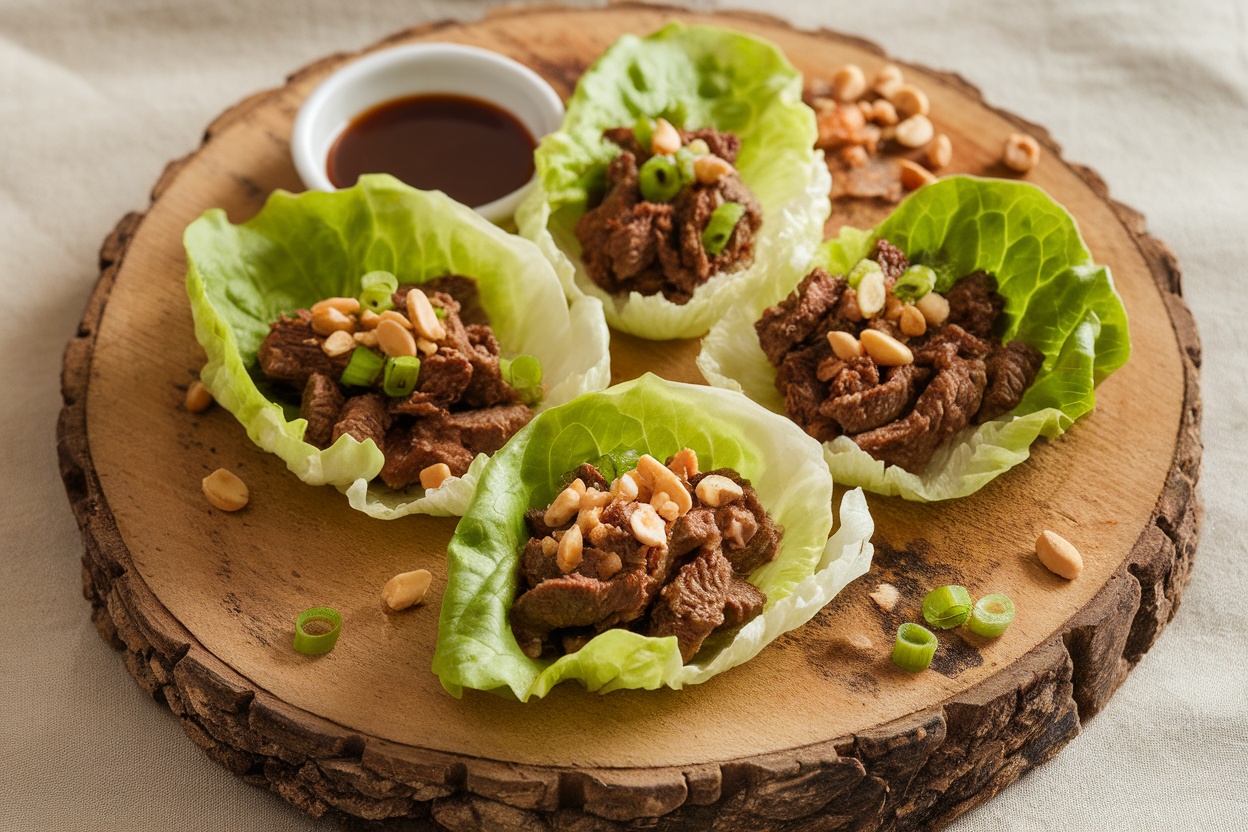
[755,239,1045,473]
[256,275,533,489]
[510,451,782,663]
[573,124,763,305]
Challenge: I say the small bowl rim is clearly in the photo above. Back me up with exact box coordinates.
[291,41,565,223]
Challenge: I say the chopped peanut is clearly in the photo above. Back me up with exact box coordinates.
[651,118,681,155]
[827,330,864,360]
[831,64,867,101]
[376,319,417,358]
[419,463,452,491]
[543,485,581,526]
[871,99,899,126]
[311,305,354,336]
[311,297,361,318]
[1036,530,1083,579]
[894,114,934,149]
[557,525,583,573]
[1003,133,1041,173]
[353,330,380,348]
[636,454,692,517]
[406,288,447,342]
[916,291,950,326]
[668,448,699,480]
[321,329,355,358]
[899,304,928,337]
[381,569,432,611]
[891,84,930,118]
[873,64,904,99]
[926,133,952,169]
[693,154,735,184]
[184,380,214,413]
[695,474,744,508]
[898,158,937,190]
[202,468,248,512]
[629,503,667,548]
[861,329,914,366]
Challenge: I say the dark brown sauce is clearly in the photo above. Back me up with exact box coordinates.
[327,93,536,206]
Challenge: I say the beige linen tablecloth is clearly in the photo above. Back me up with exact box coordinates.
[4,0,1244,828]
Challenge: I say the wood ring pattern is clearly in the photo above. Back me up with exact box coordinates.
[57,4,1202,830]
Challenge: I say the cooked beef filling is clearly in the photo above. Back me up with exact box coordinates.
[756,239,1044,473]
[257,275,533,490]
[510,450,782,663]
[573,122,763,305]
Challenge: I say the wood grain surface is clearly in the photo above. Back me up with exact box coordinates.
[57,3,1202,830]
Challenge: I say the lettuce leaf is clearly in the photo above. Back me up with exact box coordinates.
[698,176,1130,501]
[515,23,830,340]
[432,374,874,700]
[184,174,612,518]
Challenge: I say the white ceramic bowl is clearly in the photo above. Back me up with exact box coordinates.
[291,43,564,223]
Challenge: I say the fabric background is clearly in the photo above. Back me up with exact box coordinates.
[3,0,1244,829]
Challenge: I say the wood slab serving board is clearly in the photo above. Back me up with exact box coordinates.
[57,4,1202,830]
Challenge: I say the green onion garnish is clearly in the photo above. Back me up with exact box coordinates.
[675,146,696,184]
[892,622,937,673]
[701,201,746,256]
[966,593,1015,638]
[639,154,683,203]
[340,347,384,387]
[893,264,937,302]
[633,115,655,152]
[359,270,399,313]
[847,258,883,289]
[922,585,973,630]
[434,306,448,319]
[293,606,342,655]
[500,354,543,405]
[382,356,421,398]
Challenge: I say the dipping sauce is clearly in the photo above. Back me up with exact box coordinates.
[327,94,536,207]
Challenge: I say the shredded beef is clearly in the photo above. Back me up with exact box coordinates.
[573,462,611,492]
[761,241,1044,472]
[332,394,389,451]
[574,126,762,304]
[258,316,350,387]
[300,373,343,448]
[947,271,1005,339]
[692,469,783,576]
[978,341,1045,422]
[722,578,767,627]
[646,544,738,662]
[510,572,649,659]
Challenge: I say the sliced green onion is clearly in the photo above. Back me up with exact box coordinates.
[892,623,937,673]
[434,306,448,319]
[967,593,1016,638]
[701,201,747,256]
[383,356,421,398]
[501,354,543,405]
[293,606,342,655]
[847,258,883,289]
[359,270,399,313]
[639,154,683,203]
[340,347,384,387]
[633,116,655,153]
[675,146,696,185]
[922,585,973,630]
[894,264,937,302]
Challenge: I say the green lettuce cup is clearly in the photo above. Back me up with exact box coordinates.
[697,176,1131,501]
[432,374,874,700]
[515,22,830,340]
[184,174,612,518]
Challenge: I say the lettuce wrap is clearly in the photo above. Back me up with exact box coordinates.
[697,176,1131,501]
[432,374,874,699]
[184,174,611,518]
[515,23,830,340]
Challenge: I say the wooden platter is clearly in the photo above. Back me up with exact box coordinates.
[57,4,1202,830]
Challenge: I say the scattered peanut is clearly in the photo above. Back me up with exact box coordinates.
[416,337,438,356]
[926,133,952,169]
[869,582,900,612]
[588,523,610,547]
[857,100,876,120]
[840,288,864,322]
[568,477,587,496]
[184,380,214,413]
[405,288,447,342]
[861,329,915,366]
[419,462,452,490]
[629,503,667,548]
[891,84,930,118]
[359,309,382,330]
[916,291,950,326]
[871,99,899,126]
[884,293,905,323]
[693,154,735,184]
[650,117,681,156]
[827,330,864,360]
[856,268,887,318]
[311,297,361,318]
[577,506,602,535]
[376,318,417,358]
[311,305,354,336]
[832,64,867,101]
[598,552,623,581]
[321,329,356,357]
[873,64,905,99]
[202,468,249,512]
[657,500,681,523]
[841,144,870,168]
[899,304,928,337]
[613,471,641,502]
[650,489,670,510]
[894,114,934,149]
[378,309,412,329]
[1002,132,1041,173]
[898,158,937,190]
[541,536,558,557]
[668,448,699,480]
[1035,530,1083,579]
[695,474,744,507]
[353,330,380,348]
[557,524,584,573]
[543,485,581,526]
[580,488,613,510]
[636,454,692,517]
[381,569,433,611]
